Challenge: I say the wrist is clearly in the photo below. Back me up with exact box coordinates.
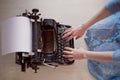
[80,24,88,31]
[82,22,92,30]
[83,53,87,59]
[82,51,88,59]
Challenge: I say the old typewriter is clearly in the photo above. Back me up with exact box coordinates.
[15,9,74,73]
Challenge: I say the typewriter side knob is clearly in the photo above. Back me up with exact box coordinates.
[32,9,39,13]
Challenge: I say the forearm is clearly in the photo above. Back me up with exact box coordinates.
[84,51,113,62]
[82,8,110,30]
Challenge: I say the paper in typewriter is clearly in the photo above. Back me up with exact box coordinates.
[1,16,32,55]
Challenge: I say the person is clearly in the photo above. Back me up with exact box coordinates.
[62,0,120,80]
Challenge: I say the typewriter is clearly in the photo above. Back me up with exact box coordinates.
[15,9,74,73]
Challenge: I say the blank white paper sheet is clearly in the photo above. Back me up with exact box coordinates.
[1,16,32,55]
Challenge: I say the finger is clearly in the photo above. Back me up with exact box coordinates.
[62,31,73,39]
[75,36,79,40]
[75,35,81,40]
[63,50,72,55]
[62,55,74,61]
[63,28,72,34]
[68,58,74,61]
[66,35,74,42]
[62,54,73,58]
[64,47,73,51]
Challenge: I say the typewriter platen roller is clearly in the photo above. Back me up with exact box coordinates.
[15,9,74,73]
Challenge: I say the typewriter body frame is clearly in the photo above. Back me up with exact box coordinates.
[15,9,74,73]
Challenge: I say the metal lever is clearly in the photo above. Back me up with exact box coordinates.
[43,59,58,69]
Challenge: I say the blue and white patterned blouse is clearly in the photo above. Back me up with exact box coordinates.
[84,0,120,80]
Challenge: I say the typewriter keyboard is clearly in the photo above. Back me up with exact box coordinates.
[57,25,71,64]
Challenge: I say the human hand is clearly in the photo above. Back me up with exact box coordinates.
[62,25,86,41]
[63,47,87,61]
